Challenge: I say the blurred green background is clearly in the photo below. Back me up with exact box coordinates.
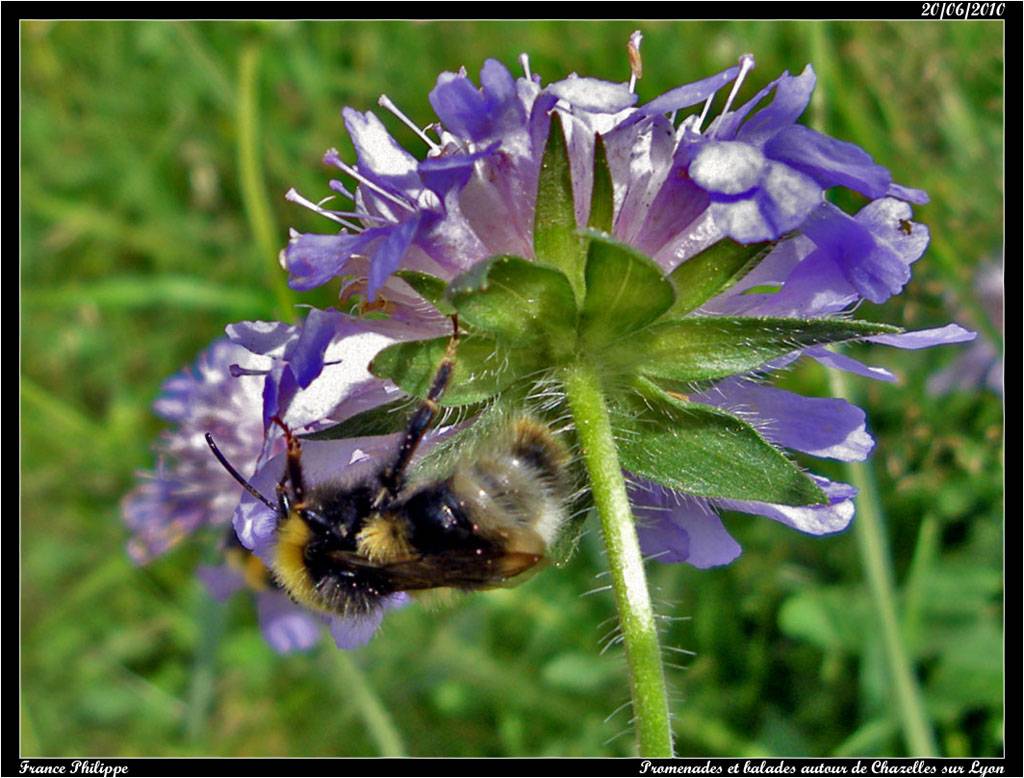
[21,20,1004,757]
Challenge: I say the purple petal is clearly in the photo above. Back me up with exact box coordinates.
[695,379,874,462]
[283,309,344,388]
[429,60,526,145]
[639,63,743,116]
[805,346,898,383]
[546,77,637,113]
[284,231,375,291]
[800,202,911,304]
[765,124,891,199]
[368,213,422,298]
[418,142,499,199]
[735,66,816,146]
[886,182,929,204]
[261,364,298,430]
[719,476,857,535]
[226,320,294,356]
[257,590,322,653]
[869,323,976,349]
[342,108,420,196]
[754,161,823,235]
[327,593,408,649]
[631,480,742,568]
[854,197,930,268]
[196,564,246,602]
[736,249,858,317]
[233,495,280,563]
[690,141,766,195]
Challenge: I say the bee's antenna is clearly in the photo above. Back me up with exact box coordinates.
[205,433,278,513]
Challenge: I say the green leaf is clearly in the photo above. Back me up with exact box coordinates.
[370,335,544,407]
[445,255,577,354]
[668,239,778,316]
[587,133,614,233]
[395,270,454,315]
[605,316,901,383]
[301,399,413,440]
[578,231,676,348]
[613,380,826,506]
[533,112,586,301]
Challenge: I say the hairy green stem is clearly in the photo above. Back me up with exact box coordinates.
[238,45,295,323]
[562,361,673,756]
[827,366,938,756]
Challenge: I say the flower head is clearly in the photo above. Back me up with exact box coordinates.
[273,43,973,572]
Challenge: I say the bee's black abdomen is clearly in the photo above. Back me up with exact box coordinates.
[397,483,490,556]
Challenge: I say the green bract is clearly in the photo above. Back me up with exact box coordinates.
[368,127,902,507]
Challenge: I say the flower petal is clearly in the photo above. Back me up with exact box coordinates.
[547,77,637,113]
[342,108,421,196]
[257,590,322,653]
[735,66,816,145]
[638,63,743,116]
[719,476,856,535]
[283,231,375,291]
[765,124,891,198]
[805,346,898,383]
[695,379,874,461]
[869,323,976,349]
[630,480,742,568]
[196,563,246,602]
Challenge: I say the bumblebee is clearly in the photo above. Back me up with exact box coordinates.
[207,319,573,618]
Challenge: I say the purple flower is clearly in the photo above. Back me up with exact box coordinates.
[122,337,267,563]
[273,42,974,571]
[927,261,1003,397]
[123,319,415,651]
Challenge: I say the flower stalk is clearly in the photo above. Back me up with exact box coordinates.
[827,364,938,756]
[562,361,673,757]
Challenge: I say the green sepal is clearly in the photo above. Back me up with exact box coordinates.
[613,379,827,506]
[604,316,901,383]
[445,254,577,355]
[533,112,586,301]
[578,230,676,348]
[369,334,544,407]
[395,270,455,315]
[668,238,778,316]
[587,133,614,233]
[299,398,414,440]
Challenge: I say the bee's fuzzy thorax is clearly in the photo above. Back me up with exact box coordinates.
[357,513,414,563]
[273,512,320,611]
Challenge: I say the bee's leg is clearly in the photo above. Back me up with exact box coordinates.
[272,416,306,510]
[376,315,460,506]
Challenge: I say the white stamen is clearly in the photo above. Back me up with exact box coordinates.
[712,53,756,137]
[285,188,363,231]
[378,94,440,152]
[519,52,532,81]
[695,93,715,133]
[324,150,417,213]
[627,30,643,93]
[329,179,356,202]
